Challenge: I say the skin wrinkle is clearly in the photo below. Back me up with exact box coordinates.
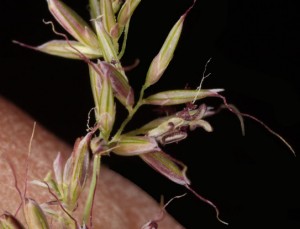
[0,97,184,229]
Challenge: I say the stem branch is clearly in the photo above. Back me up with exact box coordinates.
[111,85,147,141]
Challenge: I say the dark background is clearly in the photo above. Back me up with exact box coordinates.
[1,0,300,228]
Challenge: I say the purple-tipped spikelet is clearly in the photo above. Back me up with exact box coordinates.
[47,0,99,48]
[24,198,50,229]
[0,212,25,229]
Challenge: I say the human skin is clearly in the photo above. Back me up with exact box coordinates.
[0,97,183,229]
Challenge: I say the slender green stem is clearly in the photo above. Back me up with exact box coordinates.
[111,85,147,142]
[112,103,140,139]
[83,154,101,227]
[118,19,130,60]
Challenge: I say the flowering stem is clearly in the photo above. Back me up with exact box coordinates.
[83,154,101,228]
